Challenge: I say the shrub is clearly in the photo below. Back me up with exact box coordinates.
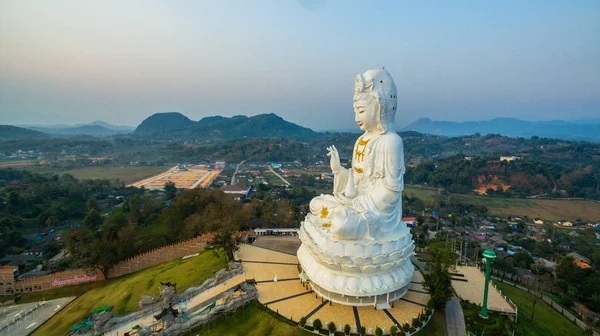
[560,295,574,309]
[427,298,435,307]
[344,324,351,335]
[390,325,398,336]
[403,322,410,331]
[299,316,306,327]
[360,326,366,335]
[412,317,423,329]
[328,321,336,333]
[313,319,323,331]
[376,327,383,336]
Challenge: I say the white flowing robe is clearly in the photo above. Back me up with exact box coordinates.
[309,132,405,240]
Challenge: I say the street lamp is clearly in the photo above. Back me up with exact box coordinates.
[480,249,497,319]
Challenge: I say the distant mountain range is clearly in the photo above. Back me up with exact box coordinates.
[0,125,49,141]
[4,114,600,143]
[135,112,317,139]
[20,121,135,136]
[402,118,600,142]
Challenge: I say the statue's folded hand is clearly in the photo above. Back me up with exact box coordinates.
[334,192,354,207]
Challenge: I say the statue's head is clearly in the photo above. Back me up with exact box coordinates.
[353,69,398,133]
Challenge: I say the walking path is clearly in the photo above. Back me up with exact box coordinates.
[445,295,466,336]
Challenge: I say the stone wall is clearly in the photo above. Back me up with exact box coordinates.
[108,234,213,278]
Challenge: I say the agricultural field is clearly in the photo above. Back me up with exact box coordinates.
[263,170,287,186]
[128,165,222,190]
[403,184,600,222]
[404,184,440,200]
[285,167,322,176]
[33,249,227,336]
[64,166,167,183]
[1,164,167,184]
[451,194,600,222]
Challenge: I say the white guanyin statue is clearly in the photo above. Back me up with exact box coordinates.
[298,68,415,307]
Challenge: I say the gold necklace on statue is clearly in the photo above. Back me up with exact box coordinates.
[355,136,370,164]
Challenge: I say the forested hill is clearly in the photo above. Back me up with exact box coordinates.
[0,125,48,140]
[135,112,194,134]
[134,112,316,139]
[403,118,600,143]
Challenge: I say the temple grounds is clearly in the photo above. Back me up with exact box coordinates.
[239,241,432,334]
[452,266,516,315]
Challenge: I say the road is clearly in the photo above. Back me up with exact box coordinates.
[267,165,291,186]
[0,297,75,336]
[445,295,467,336]
[231,160,247,185]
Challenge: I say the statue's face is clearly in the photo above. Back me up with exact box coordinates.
[353,93,379,132]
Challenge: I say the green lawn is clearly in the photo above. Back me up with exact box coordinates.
[493,281,584,336]
[34,249,227,336]
[183,301,312,336]
[418,309,446,335]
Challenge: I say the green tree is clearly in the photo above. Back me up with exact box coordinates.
[83,208,102,227]
[328,321,336,334]
[313,319,322,332]
[164,181,177,200]
[422,242,458,308]
[86,196,99,211]
[513,251,533,269]
[210,225,241,262]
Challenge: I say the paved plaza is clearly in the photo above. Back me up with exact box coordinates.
[0,297,75,336]
[452,266,516,315]
[239,240,432,334]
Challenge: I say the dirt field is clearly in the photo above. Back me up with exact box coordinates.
[128,166,221,190]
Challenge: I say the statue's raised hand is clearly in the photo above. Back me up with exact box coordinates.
[327,145,342,174]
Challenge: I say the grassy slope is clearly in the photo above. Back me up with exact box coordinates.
[418,309,446,335]
[493,281,584,336]
[183,302,313,336]
[34,250,226,336]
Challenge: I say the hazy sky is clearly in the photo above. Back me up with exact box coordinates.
[1,1,599,130]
